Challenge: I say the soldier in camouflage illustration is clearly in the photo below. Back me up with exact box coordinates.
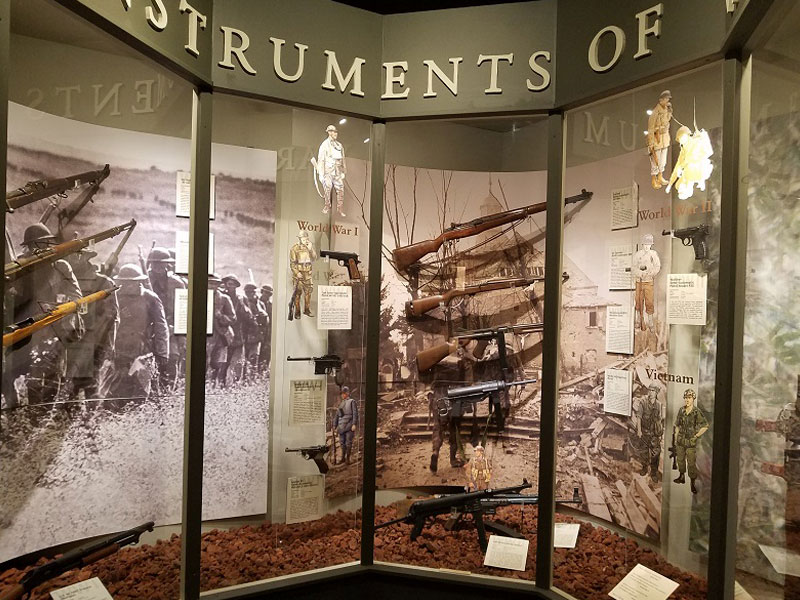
[635,384,664,482]
[672,388,709,494]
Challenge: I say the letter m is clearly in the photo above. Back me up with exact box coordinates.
[583,111,610,146]
[322,50,366,97]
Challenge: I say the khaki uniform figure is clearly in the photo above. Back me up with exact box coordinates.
[647,90,673,189]
[147,246,186,393]
[632,233,661,331]
[672,388,709,494]
[429,391,465,473]
[467,445,492,491]
[288,231,316,320]
[636,385,664,481]
[315,124,346,216]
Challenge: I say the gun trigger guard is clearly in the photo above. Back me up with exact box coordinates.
[682,238,691,246]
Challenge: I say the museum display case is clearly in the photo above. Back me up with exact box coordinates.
[0,1,790,599]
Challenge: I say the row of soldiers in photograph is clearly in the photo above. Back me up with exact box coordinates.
[2,222,273,408]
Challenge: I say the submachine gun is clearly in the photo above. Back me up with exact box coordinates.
[444,378,537,434]
[285,445,330,474]
[0,521,153,600]
[375,480,531,552]
[286,354,343,376]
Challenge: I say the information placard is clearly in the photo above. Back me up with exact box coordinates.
[611,182,639,230]
[604,369,632,416]
[175,231,215,275]
[176,171,216,219]
[317,285,352,330]
[666,274,707,325]
[483,535,529,571]
[608,564,679,600]
[606,304,634,354]
[609,244,634,290]
[173,289,215,335]
[286,475,324,524]
[289,379,326,426]
[50,577,113,600]
[553,523,581,548]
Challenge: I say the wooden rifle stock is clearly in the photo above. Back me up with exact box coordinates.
[416,340,460,372]
[392,237,444,272]
[406,276,542,317]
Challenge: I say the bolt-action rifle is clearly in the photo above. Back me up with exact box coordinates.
[662,224,710,260]
[0,521,153,600]
[5,164,110,213]
[4,219,136,283]
[285,445,330,474]
[392,189,592,272]
[100,219,137,277]
[416,322,544,373]
[3,286,120,350]
[445,486,582,540]
[320,250,361,280]
[375,480,531,552]
[445,378,537,435]
[39,166,112,236]
[287,354,343,376]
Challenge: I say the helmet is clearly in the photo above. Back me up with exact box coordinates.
[683,389,697,400]
[642,234,654,245]
[148,246,175,263]
[222,273,241,287]
[22,223,56,246]
[115,263,149,281]
[341,386,350,395]
[244,282,258,292]
[676,125,692,144]
[298,231,310,240]
[326,125,337,133]
[659,90,672,100]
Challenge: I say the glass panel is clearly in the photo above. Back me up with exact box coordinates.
[735,4,800,599]
[200,95,371,591]
[557,63,723,598]
[1,0,192,598]
[374,117,548,580]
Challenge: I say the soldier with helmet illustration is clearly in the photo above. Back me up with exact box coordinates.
[242,282,266,381]
[207,273,236,388]
[672,388,709,494]
[147,246,186,392]
[288,231,316,320]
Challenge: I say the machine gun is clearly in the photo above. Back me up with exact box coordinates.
[320,250,361,280]
[4,219,136,283]
[0,521,153,600]
[375,480,531,552]
[445,486,582,540]
[3,286,119,350]
[287,354,343,376]
[445,378,537,435]
[5,164,109,213]
[285,445,330,474]
[662,224,710,260]
[416,322,544,373]
[392,189,592,272]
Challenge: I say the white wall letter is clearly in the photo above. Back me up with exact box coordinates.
[179,0,207,57]
[526,50,551,92]
[132,80,156,114]
[634,3,663,59]
[218,26,257,75]
[477,53,513,94]
[92,83,122,117]
[583,111,610,146]
[145,0,168,31]
[322,50,366,97]
[588,25,625,73]
[422,58,461,98]
[269,37,308,83]
[55,85,80,119]
[381,62,410,99]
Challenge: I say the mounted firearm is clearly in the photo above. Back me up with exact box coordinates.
[285,445,330,474]
[445,486,582,540]
[407,274,545,318]
[100,219,137,277]
[392,189,592,272]
[320,250,361,280]
[5,164,109,213]
[375,480,530,552]
[287,354,343,376]
[0,521,153,600]
[3,286,119,350]
[445,378,537,434]
[662,224,709,260]
[416,322,544,373]
[4,219,135,283]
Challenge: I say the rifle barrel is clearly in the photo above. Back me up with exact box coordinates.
[406,277,540,317]
[6,165,110,211]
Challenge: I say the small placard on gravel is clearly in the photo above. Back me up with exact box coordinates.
[50,577,113,600]
[483,535,529,571]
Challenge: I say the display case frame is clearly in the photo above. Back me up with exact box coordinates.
[0,1,786,599]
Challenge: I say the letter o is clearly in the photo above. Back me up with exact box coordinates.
[588,25,626,73]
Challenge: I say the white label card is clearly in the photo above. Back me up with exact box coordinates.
[289,379,326,426]
[611,182,639,230]
[317,285,352,330]
[609,244,634,290]
[286,475,324,524]
[174,230,215,275]
[175,171,216,219]
[604,368,633,416]
[605,304,634,354]
[666,274,707,325]
[50,577,113,600]
[760,544,800,577]
[608,564,679,600]
[553,523,581,548]
[173,288,215,335]
[483,535,529,571]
